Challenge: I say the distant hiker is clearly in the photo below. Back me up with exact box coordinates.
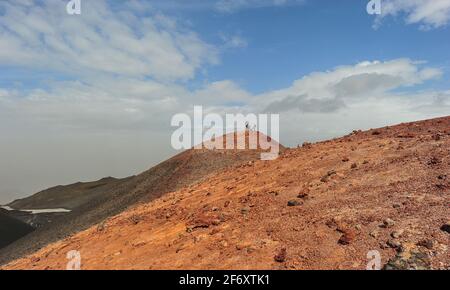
[245,122,256,131]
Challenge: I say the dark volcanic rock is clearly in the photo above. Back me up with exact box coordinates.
[0,210,34,249]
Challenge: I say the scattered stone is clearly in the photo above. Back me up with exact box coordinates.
[129,214,142,225]
[211,219,221,226]
[325,219,338,229]
[210,228,220,235]
[392,203,402,209]
[241,207,250,215]
[224,200,231,208]
[363,160,369,165]
[132,241,146,248]
[321,170,336,182]
[187,214,221,231]
[396,133,415,139]
[372,130,381,136]
[211,207,219,212]
[391,229,404,239]
[337,228,356,246]
[338,231,356,245]
[417,239,435,250]
[327,170,337,176]
[287,200,302,207]
[268,190,279,196]
[97,221,106,232]
[440,222,450,233]
[297,192,309,199]
[351,163,358,169]
[383,248,431,270]
[432,133,441,141]
[387,239,402,249]
[218,213,227,222]
[342,157,350,162]
[369,230,379,238]
[381,218,395,228]
[246,247,256,254]
[379,242,388,249]
[236,242,252,251]
[428,157,441,166]
[274,248,287,263]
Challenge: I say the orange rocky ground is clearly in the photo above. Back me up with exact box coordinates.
[3,117,450,270]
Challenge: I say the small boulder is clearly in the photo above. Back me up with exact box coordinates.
[297,192,309,199]
[381,218,395,228]
[274,248,287,263]
[321,170,336,183]
[369,230,379,238]
[417,239,435,250]
[338,230,356,245]
[241,207,250,215]
[440,222,450,234]
[387,239,402,249]
[211,219,221,226]
[287,200,302,207]
[391,229,404,239]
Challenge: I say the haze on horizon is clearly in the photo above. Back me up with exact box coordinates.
[1,0,449,204]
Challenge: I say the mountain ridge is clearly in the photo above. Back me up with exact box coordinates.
[3,116,449,270]
[0,132,280,265]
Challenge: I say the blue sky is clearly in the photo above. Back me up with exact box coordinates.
[0,0,449,203]
[158,0,450,93]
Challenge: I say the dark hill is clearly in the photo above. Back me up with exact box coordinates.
[8,177,128,210]
[0,209,34,249]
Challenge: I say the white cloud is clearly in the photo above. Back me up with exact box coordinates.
[0,0,218,81]
[259,59,442,113]
[220,34,248,49]
[376,0,450,29]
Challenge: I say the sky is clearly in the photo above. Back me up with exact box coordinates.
[0,0,450,204]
